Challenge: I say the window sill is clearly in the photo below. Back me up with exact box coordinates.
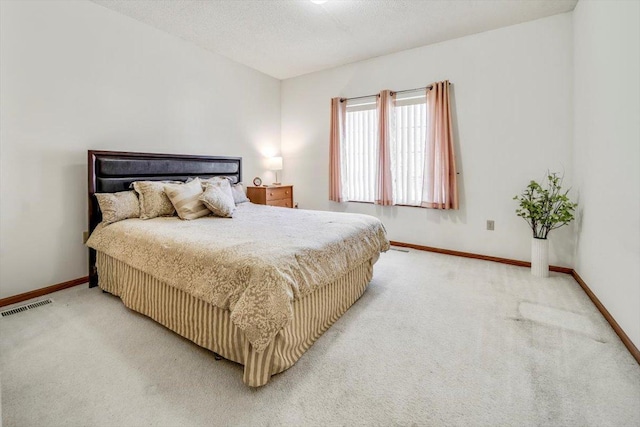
[340,200,426,209]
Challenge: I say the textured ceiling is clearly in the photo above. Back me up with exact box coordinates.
[91,0,578,80]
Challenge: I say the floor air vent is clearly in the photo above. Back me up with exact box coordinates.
[1,299,53,317]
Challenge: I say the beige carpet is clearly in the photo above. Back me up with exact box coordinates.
[1,248,639,426]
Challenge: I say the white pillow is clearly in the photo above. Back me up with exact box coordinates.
[200,181,236,218]
[163,178,210,220]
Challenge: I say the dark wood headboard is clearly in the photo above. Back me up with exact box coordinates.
[87,150,242,287]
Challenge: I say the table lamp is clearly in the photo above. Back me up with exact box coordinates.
[267,156,283,186]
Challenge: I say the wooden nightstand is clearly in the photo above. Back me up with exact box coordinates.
[246,185,294,208]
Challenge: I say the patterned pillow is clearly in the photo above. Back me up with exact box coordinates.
[202,176,229,182]
[163,178,210,220]
[204,177,233,193]
[187,176,227,186]
[200,181,236,218]
[132,181,177,219]
[231,182,250,204]
[95,191,140,225]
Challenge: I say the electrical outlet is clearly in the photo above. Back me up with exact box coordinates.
[294,202,299,209]
[486,220,495,231]
[83,231,89,243]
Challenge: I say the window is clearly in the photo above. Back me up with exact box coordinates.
[342,91,427,206]
[330,81,457,209]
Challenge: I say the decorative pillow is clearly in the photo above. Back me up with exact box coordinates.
[200,181,236,218]
[231,182,250,204]
[95,191,140,225]
[186,176,234,184]
[186,176,223,184]
[199,176,230,187]
[163,178,210,220]
[132,181,177,219]
[203,177,234,196]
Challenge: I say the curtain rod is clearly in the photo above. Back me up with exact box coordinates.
[339,82,451,103]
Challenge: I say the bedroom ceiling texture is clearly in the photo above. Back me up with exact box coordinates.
[91,0,578,80]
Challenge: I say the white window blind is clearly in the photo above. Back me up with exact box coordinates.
[344,99,378,202]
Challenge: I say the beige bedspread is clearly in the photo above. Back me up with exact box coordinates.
[87,203,389,352]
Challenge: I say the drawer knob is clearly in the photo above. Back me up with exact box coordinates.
[269,192,273,196]
[285,191,289,194]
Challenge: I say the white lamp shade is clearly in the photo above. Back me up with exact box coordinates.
[267,156,283,171]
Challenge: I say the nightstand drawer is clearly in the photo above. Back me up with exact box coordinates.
[266,187,292,201]
[246,185,294,208]
[268,199,292,208]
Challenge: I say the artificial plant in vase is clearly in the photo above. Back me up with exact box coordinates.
[513,172,577,277]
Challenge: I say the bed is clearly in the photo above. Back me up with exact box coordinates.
[86,150,389,387]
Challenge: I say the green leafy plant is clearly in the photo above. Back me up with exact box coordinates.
[513,172,577,239]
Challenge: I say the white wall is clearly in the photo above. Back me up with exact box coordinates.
[0,0,281,298]
[281,13,574,266]
[573,0,640,348]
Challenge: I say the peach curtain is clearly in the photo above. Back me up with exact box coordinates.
[375,90,395,205]
[421,81,458,209]
[329,97,346,202]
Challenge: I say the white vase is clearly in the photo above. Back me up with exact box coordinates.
[531,237,549,278]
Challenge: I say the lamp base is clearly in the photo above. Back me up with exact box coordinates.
[272,182,281,186]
